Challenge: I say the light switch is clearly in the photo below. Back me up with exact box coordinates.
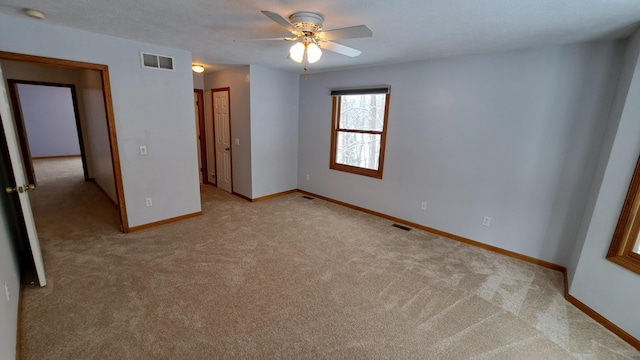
[235,138,240,146]
[139,145,147,155]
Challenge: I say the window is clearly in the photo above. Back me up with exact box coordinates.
[330,87,390,178]
[607,153,640,275]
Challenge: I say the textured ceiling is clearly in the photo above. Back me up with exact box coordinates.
[1,0,640,74]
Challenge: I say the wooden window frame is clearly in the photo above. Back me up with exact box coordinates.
[330,91,390,179]
[607,153,640,275]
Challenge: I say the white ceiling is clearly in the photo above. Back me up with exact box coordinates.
[1,0,640,74]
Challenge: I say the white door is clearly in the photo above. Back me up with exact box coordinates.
[194,92,202,184]
[213,90,231,193]
[0,64,47,286]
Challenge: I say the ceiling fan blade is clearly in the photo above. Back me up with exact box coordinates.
[322,41,362,57]
[261,10,302,36]
[318,25,372,41]
[235,37,298,42]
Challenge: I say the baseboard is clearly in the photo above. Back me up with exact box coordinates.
[127,211,202,232]
[565,293,640,351]
[234,189,300,202]
[31,154,81,160]
[232,191,252,202]
[297,189,640,350]
[297,189,564,272]
[251,189,297,202]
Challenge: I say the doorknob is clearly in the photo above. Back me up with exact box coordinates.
[225,147,230,151]
[5,184,35,194]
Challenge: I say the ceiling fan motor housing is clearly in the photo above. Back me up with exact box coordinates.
[290,12,324,33]
[260,10,368,59]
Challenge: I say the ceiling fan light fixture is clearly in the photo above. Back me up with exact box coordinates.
[262,10,371,70]
[289,42,305,63]
[192,64,205,73]
[307,43,322,64]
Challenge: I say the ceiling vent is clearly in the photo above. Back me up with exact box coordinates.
[140,52,174,71]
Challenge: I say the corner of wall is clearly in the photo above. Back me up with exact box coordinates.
[568,27,640,341]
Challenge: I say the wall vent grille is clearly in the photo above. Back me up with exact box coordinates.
[140,52,175,71]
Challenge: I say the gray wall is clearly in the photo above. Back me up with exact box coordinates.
[0,205,20,360]
[16,84,81,158]
[79,70,116,203]
[249,65,299,198]
[0,13,201,228]
[193,72,204,90]
[203,66,299,199]
[568,29,640,341]
[297,41,623,266]
[204,66,252,198]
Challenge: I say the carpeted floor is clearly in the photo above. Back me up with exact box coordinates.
[19,157,640,359]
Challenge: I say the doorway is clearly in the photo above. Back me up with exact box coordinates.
[212,88,232,193]
[7,80,89,186]
[194,89,208,184]
[0,51,129,232]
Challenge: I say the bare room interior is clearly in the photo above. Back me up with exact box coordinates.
[1,0,640,358]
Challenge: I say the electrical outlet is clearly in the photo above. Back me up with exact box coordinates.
[145,198,153,207]
[139,145,147,155]
[5,281,9,302]
[482,216,491,227]
[421,202,427,211]
[306,174,310,181]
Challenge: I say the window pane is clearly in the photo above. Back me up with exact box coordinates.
[336,131,381,170]
[338,94,386,131]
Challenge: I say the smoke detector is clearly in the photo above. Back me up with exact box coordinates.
[24,9,45,20]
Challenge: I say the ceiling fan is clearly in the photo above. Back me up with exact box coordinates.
[259,10,373,68]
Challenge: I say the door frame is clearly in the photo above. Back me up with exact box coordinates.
[0,51,129,232]
[211,87,232,192]
[194,89,208,184]
[7,80,90,184]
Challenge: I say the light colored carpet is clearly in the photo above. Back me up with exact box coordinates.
[19,157,640,359]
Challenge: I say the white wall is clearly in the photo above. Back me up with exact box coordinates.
[0,13,201,227]
[568,29,640,341]
[79,70,117,203]
[17,84,81,157]
[298,41,623,266]
[249,65,299,198]
[204,66,252,198]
